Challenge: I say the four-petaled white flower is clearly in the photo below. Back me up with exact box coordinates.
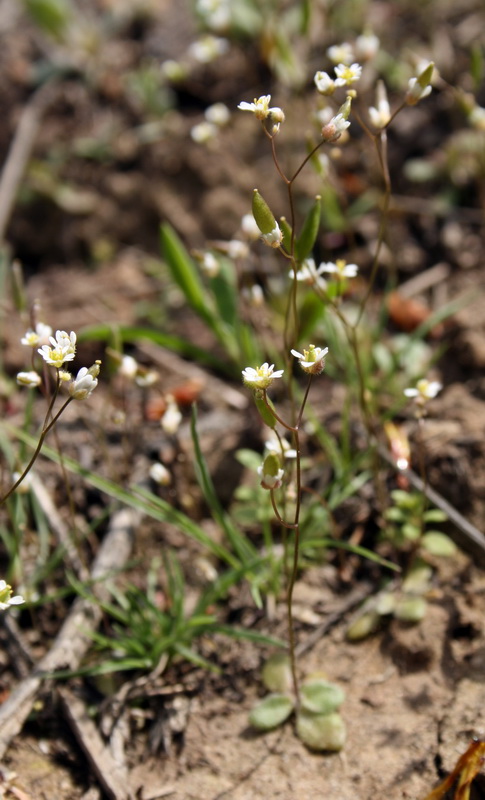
[21,322,52,348]
[334,62,362,87]
[319,259,358,278]
[69,366,99,400]
[38,330,76,368]
[291,345,329,375]
[314,71,335,95]
[327,43,354,65]
[261,223,283,248]
[0,580,24,611]
[321,112,350,142]
[289,258,328,291]
[242,362,284,390]
[237,95,272,120]
[406,63,433,105]
[16,371,41,388]
[404,379,442,403]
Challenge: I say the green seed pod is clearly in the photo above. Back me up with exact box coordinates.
[252,189,277,235]
[254,394,277,428]
[296,195,321,261]
[279,217,292,252]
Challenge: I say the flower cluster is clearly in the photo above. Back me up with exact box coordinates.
[38,330,77,368]
[406,63,434,105]
[237,95,285,133]
[289,258,358,289]
[314,62,362,96]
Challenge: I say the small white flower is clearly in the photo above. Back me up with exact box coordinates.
[314,71,335,95]
[327,43,354,65]
[469,105,485,131]
[160,60,187,82]
[205,102,230,126]
[241,213,261,240]
[38,330,76,368]
[334,62,362,87]
[369,80,391,129]
[237,95,272,120]
[16,371,41,388]
[319,259,358,278]
[291,344,329,375]
[355,32,380,60]
[242,362,284,390]
[225,240,249,259]
[289,258,328,291]
[258,464,284,490]
[242,284,264,307]
[404,379,442,402]
[149,462,172,486]
[261,223,283,248]
[119,355,138,379]
[0,580,24,611]
[135,370,159,388]
[406,63,433,105]
[21,322,52,348]
[69,365,99,401]
[321,112,350,142]
[265,432,297,459]
[191,121,218,143]
[161,397,182,435]
[188,35,229,63]
[200,252,220,277]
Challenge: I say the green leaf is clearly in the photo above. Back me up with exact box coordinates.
[279,217,292,252]
[23,0,69,38]
[261,654,293,694]
[402,560,433,594]
[249,694,294,731]
[422,509,448,523]
[394,595,427,622]
[295,195,321,261]
[160,223,215,329]
[296,710,346,751]
[300,679,345,715]
[346,610,380,641]
[421,532,457,557]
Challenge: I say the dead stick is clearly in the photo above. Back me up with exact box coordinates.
[0,507,137,759]
[0,81,57,244]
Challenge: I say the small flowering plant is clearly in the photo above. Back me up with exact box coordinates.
[0,580,24,611]
[1,321,101,506]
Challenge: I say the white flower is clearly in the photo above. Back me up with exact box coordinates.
[404,379,442,402]
[161,397,182,435]
[291,345,329,375]
[319,259,359,278]
[241,213,261,240]
[327,43,354,65]
[199,251,220,277]
[261,223,283,248]
[242,362,284,390]
[196,0,230,31]
[334,62,362,87]
[369,80,391,128]
[205,102,230,126]
[314,71,335,95]
[406,63,433,105]
[69,365,99,400]
[258,463,284,490]
[191,121,218,143]
[149,462,172,486]
[242,284,264,307]
[188,35,229,63]
[469,105,485,131]
[0,580,24,611]
[265,432,297,459]
[16,371,41,388]
[355,32,379,60]
[119,355,138,379]
[21,322,52,347]
[237,95,272,120]
[38,330,76,368]
[135,370,159,388]
[289,258,328,291]
[321,112,350,142]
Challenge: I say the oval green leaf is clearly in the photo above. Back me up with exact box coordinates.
[300,679,345,714]
[249,693,294,731]
[296,709,346,751]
